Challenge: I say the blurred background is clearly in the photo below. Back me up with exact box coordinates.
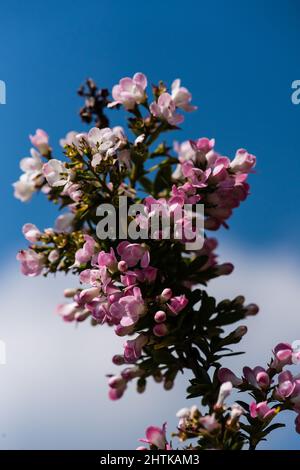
[0,0,300,449]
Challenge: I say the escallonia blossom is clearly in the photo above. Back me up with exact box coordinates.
[139,423,171,450]
[13,147,44,202]
[150,93,184,126]
[16,249,44,277]
[30,128,50,155]
[249,401,277,421]
[171,79,197,112]
[14,72,298,449]
[109,73,147,110]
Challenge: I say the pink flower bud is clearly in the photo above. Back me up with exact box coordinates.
[153,323,168,337]
[160,288,173,302]
[154,310,166,323]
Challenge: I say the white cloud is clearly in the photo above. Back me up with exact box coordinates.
[0,243,299,449]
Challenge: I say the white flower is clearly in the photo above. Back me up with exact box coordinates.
[55,213,75,232]
[87,126,128,167]
[13,174,36,202]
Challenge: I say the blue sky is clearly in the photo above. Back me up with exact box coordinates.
[0,0,300,450]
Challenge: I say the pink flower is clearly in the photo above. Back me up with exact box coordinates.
[167,295,188,315]
[171,79,197,112]
[123,333,148,363]
[108,73,147,110]
[227,404,245,427]
[117,241,150,268]
[243,366,270,389]
[230,149,256,174]
[218,368,243,387]
[249,401,277,421]
[87,126,127,166]
[98,248,118,271]
[29,129,49,154]
[16,249,44,276]
[22,223,41,242]
[13,149,44,202]
[139,423,170,449]
[75,235,96,265]
[150,93,184,126]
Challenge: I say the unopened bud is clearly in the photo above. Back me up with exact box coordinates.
[108,375,125,389]
[118,260,128,272]
[112,354,125,366]
[115,324,134,336]
[153,370,163,383]
[164,379,174,390]
[137,378,146,394]
[233,325,247,339]
[64,288,78,298]
[160,288,173,302]
[245,303,259,316]
[216,263,234,276]
[232,295,245,306]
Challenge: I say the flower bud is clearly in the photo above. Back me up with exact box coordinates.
[245,303,259,316]
[233,325,248,339]
[118,260,128,272]
[164,379,174,390]
[153,323,168,337]
[160,288,173,302]
[64,288,78,298]
[115,324,134,336]
[154,310,166,323]
[137,378,146,394]
[112,354,125,366]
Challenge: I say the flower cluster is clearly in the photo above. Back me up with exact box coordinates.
[173,138,256,229]
[218,341,300,439]
[14,72,297,449]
